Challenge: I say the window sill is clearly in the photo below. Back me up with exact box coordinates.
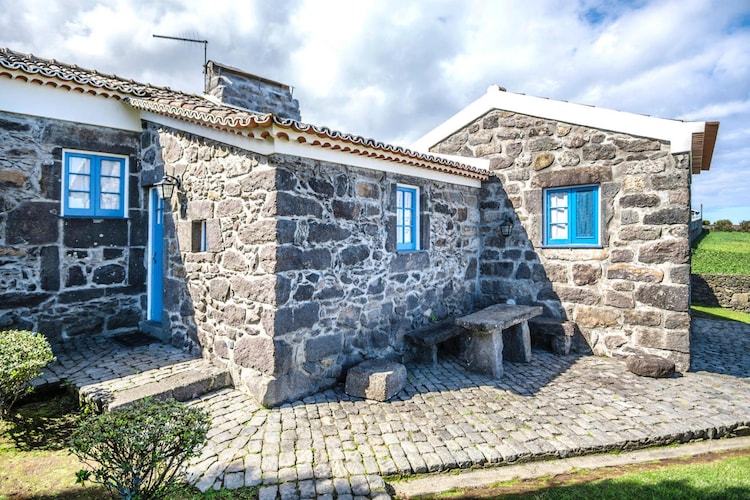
[540,245,603,249]
[61,215,128,220]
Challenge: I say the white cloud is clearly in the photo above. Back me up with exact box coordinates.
[680,100,750,121]
[1,0,749,218]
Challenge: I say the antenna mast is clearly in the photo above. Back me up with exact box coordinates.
[153,34,209,92]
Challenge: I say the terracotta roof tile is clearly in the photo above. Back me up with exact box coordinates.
[0,48,487,180]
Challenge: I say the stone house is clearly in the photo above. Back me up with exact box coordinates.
[0,48,717,406]
[413,85,719,372]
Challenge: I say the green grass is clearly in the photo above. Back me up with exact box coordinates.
[691,304,750,324]
[691,231,750,274]
[505,455,750,499]
[419,453,750,499]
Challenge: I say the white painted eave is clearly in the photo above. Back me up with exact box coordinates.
[141,112,482,188]
[0,77,142,132]
[412,85,707,154]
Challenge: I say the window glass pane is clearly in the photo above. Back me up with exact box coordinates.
[68,157,90,175]
[403,192,412,209]
[576,189,594,238]
[68,192,90,209]
[550,192,567,208]
[100,193,121,210]
[100,159,121,176]
[403,228,412,243]
[100,176,121,193]
[397,209,404,226]
[551,223,568,240]
[403,209,412,226]
[68,174,90,191]
[551,207,567,224]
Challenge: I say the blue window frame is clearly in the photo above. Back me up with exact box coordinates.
[545,185,599,246]
[396,185,419,251]
[63,151,126,218]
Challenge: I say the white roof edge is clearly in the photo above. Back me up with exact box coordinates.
[412,85,707,154]
[410,152,490,171]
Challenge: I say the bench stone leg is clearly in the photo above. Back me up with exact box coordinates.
[551,333,572,355]
[461,329,504,378]
[502,321,532,363]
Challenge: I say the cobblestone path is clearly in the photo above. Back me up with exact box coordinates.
[185,317,749,498]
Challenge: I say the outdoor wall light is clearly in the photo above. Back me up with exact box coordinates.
[500,217,513,237]
[155,175,181,200]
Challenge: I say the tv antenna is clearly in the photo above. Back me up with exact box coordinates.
[153,34,209,91]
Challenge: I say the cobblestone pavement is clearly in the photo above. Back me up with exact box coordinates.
[44,318,750,499]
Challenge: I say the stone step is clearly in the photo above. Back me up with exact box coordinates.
[78,359,232,412]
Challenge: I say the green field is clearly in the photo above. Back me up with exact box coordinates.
[691,231,750,275]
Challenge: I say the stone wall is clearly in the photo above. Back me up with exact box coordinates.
[692,274,750,312]
[432,109,693,370]
[206,61,302,121]
[146,124,481,405]
[0,111,145,341]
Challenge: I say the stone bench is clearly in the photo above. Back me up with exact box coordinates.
[455,304,543,378]
[344,359,407,401]
[529,317,577,355]
[404,322,465,366]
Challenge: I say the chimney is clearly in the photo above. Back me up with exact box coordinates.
[205,61,301,121]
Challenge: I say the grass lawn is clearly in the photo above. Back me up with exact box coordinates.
[691,304,750,324]
[691,231,750,274]
[421,450,750,499]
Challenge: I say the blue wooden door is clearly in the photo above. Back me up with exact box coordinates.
[149,189,164,322]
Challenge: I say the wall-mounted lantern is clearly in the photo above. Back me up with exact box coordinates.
[500,217,513,237]
[154,175,181,200]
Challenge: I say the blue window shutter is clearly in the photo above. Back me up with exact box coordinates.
[545,186,599,246]
[63,152,126,218]
[64,153,94,217]
[572,187,598,244]
[397,186,418,251]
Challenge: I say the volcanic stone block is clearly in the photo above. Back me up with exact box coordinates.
[345,359,406,401]
[6,201,59,245]
[626,354,675,378]
[529,317,576,355]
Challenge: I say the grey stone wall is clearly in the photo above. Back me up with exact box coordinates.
[206,62,302,121]
[692,274,750,312]
[146,124,480,405]
[432,109,693,370]
[0,111,145,341]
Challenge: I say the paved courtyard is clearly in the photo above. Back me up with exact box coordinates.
[42,317,750,499]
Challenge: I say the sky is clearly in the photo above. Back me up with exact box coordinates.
[2,0,749,223]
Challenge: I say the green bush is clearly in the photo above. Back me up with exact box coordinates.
[70,397,211,500]
[0,329,55,418]
[739,220,750,233]
[714,219,734,231]
[702,219,710,225]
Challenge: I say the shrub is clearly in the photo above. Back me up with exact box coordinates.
[70,397,211,500]
[703,219,710,225]
[0,329,55,418]
[714,219,734,232]
[739,220,750,233]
